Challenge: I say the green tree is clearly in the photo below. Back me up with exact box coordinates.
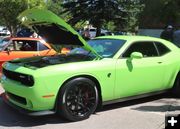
[160,0,180,26]
[28,0,46,9]
[47,0,73,23]
[103,21,116,32]
[0,0,46,36]
[0,0,28,36]
[46,0,64,16]
[122,0,144,33]
[62,0,127,36]
[139,0,180,28]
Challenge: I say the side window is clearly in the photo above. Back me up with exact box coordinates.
[6,40,38,51]
[6,41,16,51]
[122,42,158,57]
[38,42,49,51]
[16,40,37,51]
[155,42,170,56]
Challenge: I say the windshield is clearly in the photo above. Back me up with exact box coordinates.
[69,39,126,58]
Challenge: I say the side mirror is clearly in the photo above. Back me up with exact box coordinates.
[130,52,143,59]
[128,52,143,62]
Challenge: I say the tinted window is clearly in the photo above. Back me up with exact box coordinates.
[155,42,170,56]
[38,42,49,51]
[6,40,37,51]
[88,39,126,58]
[122,42,158,57]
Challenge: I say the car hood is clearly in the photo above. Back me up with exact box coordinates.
[18,9,101,58]
[8,54,96,69]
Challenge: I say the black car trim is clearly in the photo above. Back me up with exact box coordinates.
[103,89,170,105]
[2,93,55,116]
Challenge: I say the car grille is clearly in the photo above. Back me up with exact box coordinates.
[7,92,27,105]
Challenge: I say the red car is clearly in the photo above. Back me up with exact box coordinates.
[0,37,56,76]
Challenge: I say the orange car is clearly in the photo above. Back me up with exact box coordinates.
[0,37,56,75]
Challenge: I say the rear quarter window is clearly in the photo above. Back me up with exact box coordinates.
[38,42,49,51]
[155,42,170,56]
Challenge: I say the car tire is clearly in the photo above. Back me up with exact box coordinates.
[57,77,99,121]
[172,73,180,97]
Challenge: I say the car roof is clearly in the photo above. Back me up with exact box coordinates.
[95,35,179,50]
[11,37,42,41]
[95,35,166,42]
[10,37,52,48]
[96,35,180,58]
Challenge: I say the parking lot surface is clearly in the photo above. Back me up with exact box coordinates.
[0,84,180,129]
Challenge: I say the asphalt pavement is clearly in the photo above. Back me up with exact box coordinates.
[0,84,180,129]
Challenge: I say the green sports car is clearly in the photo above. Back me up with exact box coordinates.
[1,9,180,121]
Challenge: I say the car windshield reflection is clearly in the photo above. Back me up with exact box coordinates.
[69,39,126,58]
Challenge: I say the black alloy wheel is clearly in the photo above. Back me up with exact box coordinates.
[57,77,99,121]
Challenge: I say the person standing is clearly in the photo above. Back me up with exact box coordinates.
[160,25,174,42]
[82,28,90,40]
[173,28,180,47]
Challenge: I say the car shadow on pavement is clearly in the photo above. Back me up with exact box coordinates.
[0,94,70,127]
[99,93,178,112]
[132,105,180,112]
[131,96,180,112]
[0,92,179,127]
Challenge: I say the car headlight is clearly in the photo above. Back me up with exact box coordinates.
[19,74,34,86]
[2,68,34,87]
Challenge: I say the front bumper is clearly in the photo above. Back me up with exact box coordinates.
[1,73,56,111]
[1,63,62,114]
[2,92,55,116]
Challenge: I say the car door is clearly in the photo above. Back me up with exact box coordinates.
[1,40,40,61]
[115,41,166,99]
[0,39,55,74]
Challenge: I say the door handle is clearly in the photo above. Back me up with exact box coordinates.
[157,62,162,64]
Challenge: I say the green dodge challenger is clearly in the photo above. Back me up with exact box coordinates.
[1,9,180,121]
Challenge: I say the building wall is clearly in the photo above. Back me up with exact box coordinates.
[138,29,163,38]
